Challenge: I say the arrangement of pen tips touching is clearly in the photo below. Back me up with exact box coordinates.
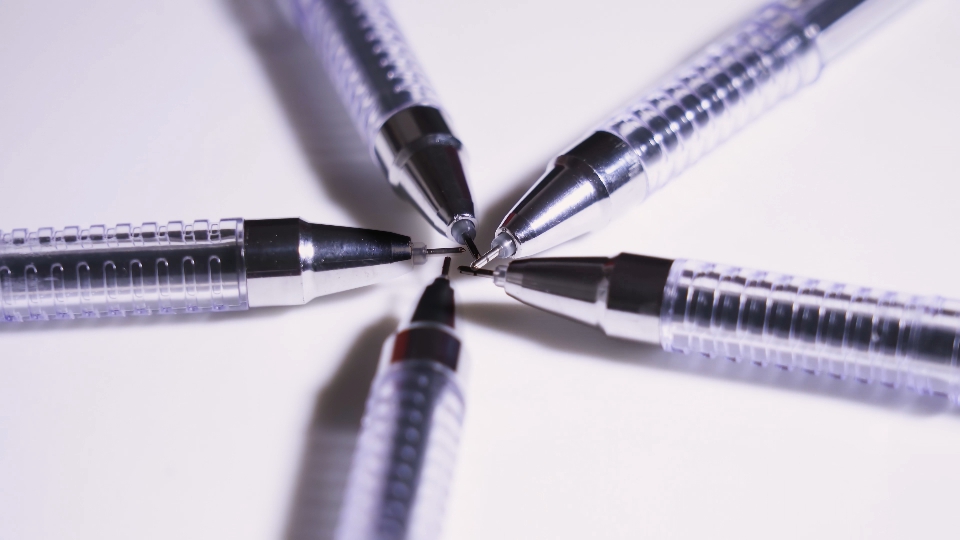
[4,0,956,538]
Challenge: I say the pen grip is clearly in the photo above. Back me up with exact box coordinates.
[602,2,823,197]
[660,259,960,402]
[336,360,464,540]
[0,219,248,321]
[289,0,440,146]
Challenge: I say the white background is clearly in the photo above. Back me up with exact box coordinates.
[2,0,960,538]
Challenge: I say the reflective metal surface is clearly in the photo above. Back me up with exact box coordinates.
[374,106,477,243]
[290,0,477,246]
[494,253,674,343]
[502,257,609,327]
[602,254,674,343]
[245,218,419,307]
[491,132,640,259]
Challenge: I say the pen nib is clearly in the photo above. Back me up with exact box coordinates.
[470,246,500,269]
[458,266,494,277]
[425,247,465,255]
[462,236,481,259]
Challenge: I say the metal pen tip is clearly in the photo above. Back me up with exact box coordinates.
[462,236,481,259]
[425,246,466,255]
[441,257,452,277]
[470,246,501,269]
[458,266,494,277]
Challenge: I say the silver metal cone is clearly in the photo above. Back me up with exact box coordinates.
[245,219,418,306]
[495,132,645,259]
[373,106,477,243]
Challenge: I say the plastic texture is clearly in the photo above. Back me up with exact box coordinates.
[335,360,464,540]
[0,220,247,321]
[661,259,960,403]
[602,2,823,199]
[289,0,440,146]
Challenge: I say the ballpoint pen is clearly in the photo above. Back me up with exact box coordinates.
[286,0,481,258]
[335,257,465,540]
[473,0,915,268]
[0,218,461,321]
[461,254,960,402]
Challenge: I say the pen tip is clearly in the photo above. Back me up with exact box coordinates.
[458,265,494,277]
[471,246,501,269]
[424,246,465,255]
[441,257,452,277]
[463,236,481,259]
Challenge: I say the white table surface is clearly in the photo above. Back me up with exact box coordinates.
[2,1,960,538]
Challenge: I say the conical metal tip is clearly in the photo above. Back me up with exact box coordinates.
[441,257,452,277]
[425,246,465,255]
[458,266,494,277]
[462,236,481,259]
[470,246,501,269]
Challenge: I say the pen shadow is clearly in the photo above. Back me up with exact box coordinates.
[460,302,960,417]
[224,0,432,241]
[283,316,398,540]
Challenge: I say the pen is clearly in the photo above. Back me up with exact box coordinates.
[461,254,960,402]
[0,218,460,321]
[287,0,481,258]
[474,0,915,267]
[335,257,465,540]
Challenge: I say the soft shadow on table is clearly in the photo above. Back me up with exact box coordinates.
[284,316,397,540]
[460,302,958,417]
[224,0,432,240]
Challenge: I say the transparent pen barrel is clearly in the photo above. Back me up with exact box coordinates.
[336,360,464,540]
[289,0,440,146]
[661,259,960,402]
[602,2,824,198]
[0,219,247,321]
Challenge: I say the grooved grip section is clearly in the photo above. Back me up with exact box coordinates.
[661,259,960,403]
[603,2,823,196]
[289,0,440,145]
[335,361,464,540]
[0,219,247,321]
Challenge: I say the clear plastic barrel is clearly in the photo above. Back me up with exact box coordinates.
[288,0,441,146]
[0,219,247,321]
[335,360,464,540]
[603,2,824,198]
[661,259,960,403]
[600,0,916,200]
